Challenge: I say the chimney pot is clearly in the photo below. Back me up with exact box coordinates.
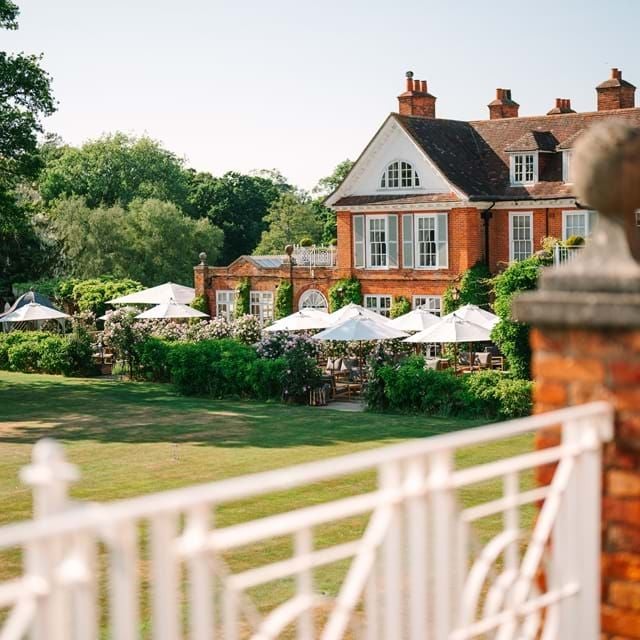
[406,77,414,91]
[612,67,621,79]
[420,80,427,93]
[556,98,562,108]
[398,72,436,117]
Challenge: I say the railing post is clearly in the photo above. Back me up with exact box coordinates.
[20,439,79,640]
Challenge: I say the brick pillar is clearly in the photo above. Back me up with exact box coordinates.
[514,121,640,639]
[193,251,213,315]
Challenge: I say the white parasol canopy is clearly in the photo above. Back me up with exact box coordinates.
[313,314,408,342]
[135,300,209,319]
[443,304,499,331]
[0,302,70,324]
[389,308,441,332]
[264,309,330,333]
[108,282,196,305]
[404,312,492,344]
[327,302,391,326]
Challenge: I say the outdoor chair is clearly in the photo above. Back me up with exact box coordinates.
[325,357,343,376]
[474,352,491,370]
[425,358,439,370]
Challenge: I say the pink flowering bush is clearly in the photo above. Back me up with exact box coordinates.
[188,317,232,341]
[255,332,318,360]
[103,307,151,376]
[232,314,262,345]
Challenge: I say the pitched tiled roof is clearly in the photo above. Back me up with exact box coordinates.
[556,129,584,150]
[504,130,558,152]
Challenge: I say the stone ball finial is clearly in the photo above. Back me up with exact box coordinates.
[284,244,294,257]
[198,251,207,265]
[573,120,640,219]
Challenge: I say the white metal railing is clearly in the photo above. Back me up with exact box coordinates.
[553,244,584,266]
[292,245,337,268]
[0,402,613,639]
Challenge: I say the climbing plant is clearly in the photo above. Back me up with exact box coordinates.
[328,277,362,312]
[442,261,492,314]
[234,277,251,318]
[390,296,411,319]
[274,280,293,319]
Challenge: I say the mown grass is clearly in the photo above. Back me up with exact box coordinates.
[0,371,533,636]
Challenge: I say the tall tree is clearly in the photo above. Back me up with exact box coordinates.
[39,133,190,209]
[0,0,56,294]
[313,158,353,196]
[254,191,324,255]
[50,197,223,285]
[186,170,287,264]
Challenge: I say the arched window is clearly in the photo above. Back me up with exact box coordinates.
[298,289,328,312]
[380,161,420,189]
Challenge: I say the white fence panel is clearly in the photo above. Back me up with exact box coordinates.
[0,402,613,639]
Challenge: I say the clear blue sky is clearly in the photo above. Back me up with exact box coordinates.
[5,0,640,190]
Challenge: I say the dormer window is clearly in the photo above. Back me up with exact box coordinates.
[380,161,420,189]
[510,153,537,185]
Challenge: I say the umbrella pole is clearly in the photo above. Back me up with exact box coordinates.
[454,343,458,373]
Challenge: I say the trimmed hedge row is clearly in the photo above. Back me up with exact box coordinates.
[0,330,95,377]
[365,357,531,419]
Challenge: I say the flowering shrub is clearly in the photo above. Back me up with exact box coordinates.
[143,319,189,341]
[188,317,232,341]
[232,314,262,344]
[255,332,318,360]
[279,348,321,403]
[103,307,151,376]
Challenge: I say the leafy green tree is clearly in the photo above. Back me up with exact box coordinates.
[254,191,324,255]
[50,196,223,285]
[311,159,354,245]
[186,170,286,264]
[491,254,551,379]
[39,133,190,209]
[0,0,56,294]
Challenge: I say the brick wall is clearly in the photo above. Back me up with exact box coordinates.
[530,327,640,639]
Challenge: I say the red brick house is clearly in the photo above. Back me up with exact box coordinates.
[195,68,640,321]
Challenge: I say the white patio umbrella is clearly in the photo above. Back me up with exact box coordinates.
[389,307,441,332]
[326,302,391,326]
[405,312,492,371]
[264,309,330,333]
[0,302,70,331]
[108,282,196,305]
[135,300,209,319]
[444,304,499,331]
[314,314,409,342]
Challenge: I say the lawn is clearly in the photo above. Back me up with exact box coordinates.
[0,371,533,636]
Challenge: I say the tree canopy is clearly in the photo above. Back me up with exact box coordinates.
[50,197,223,285]
[0,0,56,295]
[254,191,324,255]
[39,133,190,209]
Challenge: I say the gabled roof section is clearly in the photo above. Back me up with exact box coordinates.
[504,130,558,153]
[556,129,584,150]
[395,115,492,197]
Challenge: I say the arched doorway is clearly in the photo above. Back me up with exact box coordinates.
[298,289,328,312]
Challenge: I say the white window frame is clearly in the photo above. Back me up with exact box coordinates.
[298,289,328,312]
[562,210,593,241]
[249,291,274,323]
[562,150,572,183]
[413,214,447,270]
[366,215,389,269]
[509,212,534,262]
[216,290,236,321]
[364,294,392,318]
[509,153,538,186]
[412,295,442,316]
[379,160,421,190]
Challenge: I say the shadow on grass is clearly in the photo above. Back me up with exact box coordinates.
[0,373,486,449]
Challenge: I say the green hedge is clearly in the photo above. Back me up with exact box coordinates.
[0,330,96,376]
[366,357,532,419]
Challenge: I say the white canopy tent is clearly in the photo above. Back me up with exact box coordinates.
[135,300,209,320]
[326,302,391,327]
[389,308,441,332]
[0,302,70,332]
[264,309,330,333]
[107,282,196,306]
[443,304,499,331]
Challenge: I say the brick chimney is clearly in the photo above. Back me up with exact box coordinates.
[596,68,636,111]
[547,98,576,115]
[488,88,520,119]
[397,71,436,118]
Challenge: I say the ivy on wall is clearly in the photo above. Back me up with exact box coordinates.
[190,294,208,313]
[275,280,293,319]
[234,277,251,318]
[442,261,492,315]
[328,277,362,312]
[390,296,411,319]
